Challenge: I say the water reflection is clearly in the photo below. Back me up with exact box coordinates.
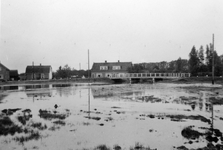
[54,86,77,97]
[25,84,51,90]
[91,88,144,100]
[88,87,91,118]
[0,84,52,91]
[26,91,52,100]
[170,91,217,112]
[0,94,8,102]
[210,103,214,131]
[52,84,72,87]
[0,86,19,90]
[91,86,221,114]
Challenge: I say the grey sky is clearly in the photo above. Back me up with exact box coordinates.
[1,0,223,73]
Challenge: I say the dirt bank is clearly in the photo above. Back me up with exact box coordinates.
[160,77,223,84]
[0,78,113,86]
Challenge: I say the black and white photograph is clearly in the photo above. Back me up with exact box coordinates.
[1,0,223,150]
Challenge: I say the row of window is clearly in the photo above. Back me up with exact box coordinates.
[100,66,121,70]
[92,73,125,78]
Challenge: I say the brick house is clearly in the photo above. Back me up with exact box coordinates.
[91,61,132,78]
[0,63,10,81]
[26,65,52,80]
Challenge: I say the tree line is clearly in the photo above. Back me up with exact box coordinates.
[128,44,223,77]
[53,64,91,79]
[53,44,223,79]
[128,58,189,73]
[189,44,223,76]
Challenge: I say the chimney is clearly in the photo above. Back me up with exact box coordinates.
[105,60,107,63]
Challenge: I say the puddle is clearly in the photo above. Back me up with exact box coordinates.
[0,83,223,150]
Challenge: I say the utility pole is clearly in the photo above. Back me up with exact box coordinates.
[88,49,90,82]
[32,62,34,80]
[212,34,215,85]
[88,49,91,118]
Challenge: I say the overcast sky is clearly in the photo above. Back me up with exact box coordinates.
[1,0,223,73]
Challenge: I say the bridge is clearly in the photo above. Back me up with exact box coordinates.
[108,73,190,83]
[110,73,190,79]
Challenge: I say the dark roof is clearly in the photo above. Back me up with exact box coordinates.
[91,61,132,72]
[0,63,10,71]
[26,65,52,74]
[10,70,18,76]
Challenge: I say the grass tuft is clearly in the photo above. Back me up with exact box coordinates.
[30,122,47,130]
[0,117,23,136]
[53,120,66,126]
[94,144,111,150]
[181,126,203,139]
[39,109,67,120]
[14,131,41,143]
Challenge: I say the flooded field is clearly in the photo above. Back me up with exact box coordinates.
[0,83,223,150]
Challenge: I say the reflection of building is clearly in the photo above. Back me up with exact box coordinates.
[91,61,132,78]
[1,86,19,90]
[26,64,52,80]
[0,63,10,81]
[26,90,52,98]
[25,84,51,90]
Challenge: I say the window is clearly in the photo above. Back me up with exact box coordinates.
[112,66,121,70]
[41,74,45,79]
[96,73,102,77]
[105,73,112,78]
[100,66,108,70]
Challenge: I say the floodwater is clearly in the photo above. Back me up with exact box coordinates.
[0,83,223,150]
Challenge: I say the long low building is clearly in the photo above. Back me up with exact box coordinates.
[91,61,132,78]
[26,64,52,80]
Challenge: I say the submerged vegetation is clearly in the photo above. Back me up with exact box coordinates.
[53,120,66,126]
[89,143,156,150]
[83,143,157,150]
[0,109,47,144]
[30,122,47,130]
[14,131,41,143]
[0,117,23,136]
[138,113,211,124]
[181,126,203,139]
[39,109,69,120]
